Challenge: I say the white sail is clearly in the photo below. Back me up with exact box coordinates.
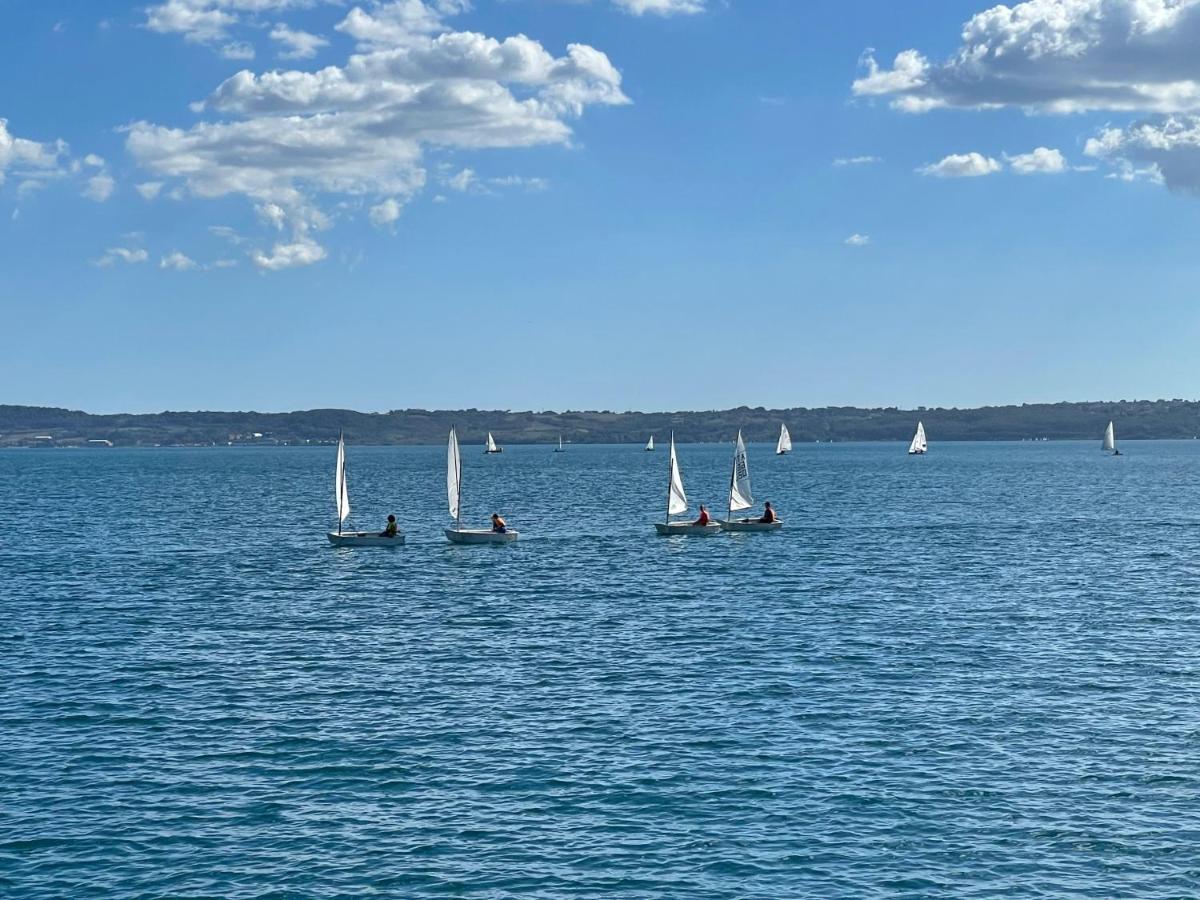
[908,421,927,454]
[334,433,350,524]
[447,428,462,521]
[1102,421,1115,452]
[668,433,688,516]
[776,424,792,455]
[646,435,655,451]
[558,436,564,451]
[486,432,499,453]
[729,430,753,514]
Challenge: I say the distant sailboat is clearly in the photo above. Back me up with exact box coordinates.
[722,430,782,532]
[327,432,404,546]
[447,428,518,544]
[485,432,503,454]
[555,435,566,453]
[908,421,927,455]
[1103,421,1119,455]
[776,423,792,456]
[654,433,721,535]
[645,435,655,452]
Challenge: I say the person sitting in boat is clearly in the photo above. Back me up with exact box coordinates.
[758,502,778,524]
[381,515,398,538]
[693,504,710,526]
[491,513,507,533]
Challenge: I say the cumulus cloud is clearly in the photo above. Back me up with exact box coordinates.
[95,247,149,267]
[221,41,256,60]
[918,152,1002,178]
[833,155,882,167]
[844,233,871,246]
[1007,146,1068,174]
[613,0,705,15]
[1085,116,1200,189]
[145,0,317,46]
[136,181,164,199]
[128,0,630,269]
[446,167,477,192]
[160,250,199,270]
[853,0,1200,115]
[369,196,403,226]
[270,23,328,59]
[0,118,68,186]
[83,173,115,202]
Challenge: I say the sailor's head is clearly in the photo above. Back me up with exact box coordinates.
[765,501,772,509]
[387,515,396,523]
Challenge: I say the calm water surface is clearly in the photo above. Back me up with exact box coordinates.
[4,441,1200,897]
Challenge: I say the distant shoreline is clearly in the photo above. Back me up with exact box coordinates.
[2,401,1196,448]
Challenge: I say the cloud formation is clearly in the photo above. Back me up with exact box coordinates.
[1008,146,1067,174]
[270,23,328,59]
[96,247,149,267]
[918,152,1002,178]
[844,233,871,246]
[160,250,199,270]
[1085,116,1199,188]
[0,118,68,187]
[128,0,630,269]
[613,0,705,15]
[853,0,1200,115]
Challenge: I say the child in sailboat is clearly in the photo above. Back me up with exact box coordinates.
[491,513,508,533]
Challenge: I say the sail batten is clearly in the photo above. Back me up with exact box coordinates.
[447,428,462,521]
[776,424,792,455]
[668,434,688,517]
[334,433,350,524]
[729,430,753,514]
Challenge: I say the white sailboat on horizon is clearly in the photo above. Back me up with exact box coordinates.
[908,421,927,456]
[722,430,782,532]
[776,423,792,455]
[1103,421,1120,455]
[555,435,566,453]
[485,432,503,454]
[447,428,518,544]
[327,432,404,546]
[645,435,655,452]
[654,433,721,535]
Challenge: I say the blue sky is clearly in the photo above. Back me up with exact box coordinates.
[2,0,1199,413]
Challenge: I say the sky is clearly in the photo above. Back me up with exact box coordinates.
[3,0,1200,414]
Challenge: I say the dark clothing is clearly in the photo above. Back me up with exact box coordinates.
[759,507,776,524]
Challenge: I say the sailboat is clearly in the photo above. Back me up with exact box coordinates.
[484,432,503,454]
[1102,421,1120,455]
[776,424,792,455]
[908,421,927,455]
[554,435,566,453]
[446,428,518,544]
[722,430,782,532]
[326,433,404,546]
[654,433,721,535]
[645,435,655,452]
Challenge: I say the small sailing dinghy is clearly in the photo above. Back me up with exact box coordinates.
[654,433,721,535]
[645,435,655,452]
[776,424,792,455]
[327,433,404,546]
[555,435,566,453]
[722,430,782,532]
[485,432,503,454]
[908,421,927,455]
[1103,421,1120,455]
[446,428,518,544]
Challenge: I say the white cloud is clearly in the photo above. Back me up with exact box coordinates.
[83,153,105,168]
[833,155,882,167]
[447,167,477,192]
[160,250,199,270]
[136,181,164,199]
[488,175,549,191]
[95,247,149,267]
[844,233,871,246]
[209,224,246,243]
[1085,116,1197,188]
[1008,146,1067,175]
[211,258,239,268]
[369,197,403,226]
[251,236,326,269]
[145,0,316,46]
[221,41,256,60]
[612,0,705,15]
[270,23,328,59]
[918,152,1002,178]
[852,0,1200,115]
[84,173,116,202]
[0,118,68,186]
[128,0,629,269]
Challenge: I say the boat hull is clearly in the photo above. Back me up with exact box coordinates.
[445,528,519,544]
[720,520,783,533]
[327,531,405,546]
[654,522,723,536]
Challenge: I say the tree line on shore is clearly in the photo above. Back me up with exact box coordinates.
[2,400,1198,447]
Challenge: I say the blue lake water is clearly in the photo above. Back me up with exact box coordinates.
[4,440,1200,897]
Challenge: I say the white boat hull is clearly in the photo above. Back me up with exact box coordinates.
[720,520,783,533]
[327,531,405,546]
[654,522,723,536]
[445,528,519,544]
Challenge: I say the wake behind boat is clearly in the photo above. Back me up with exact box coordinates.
[327,433,405,546]
[654,433,721,535]
[721,430,782,532]
[446,428,518,544]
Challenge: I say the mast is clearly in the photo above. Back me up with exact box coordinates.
[666,432,674,525]
[727,432,737,524]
